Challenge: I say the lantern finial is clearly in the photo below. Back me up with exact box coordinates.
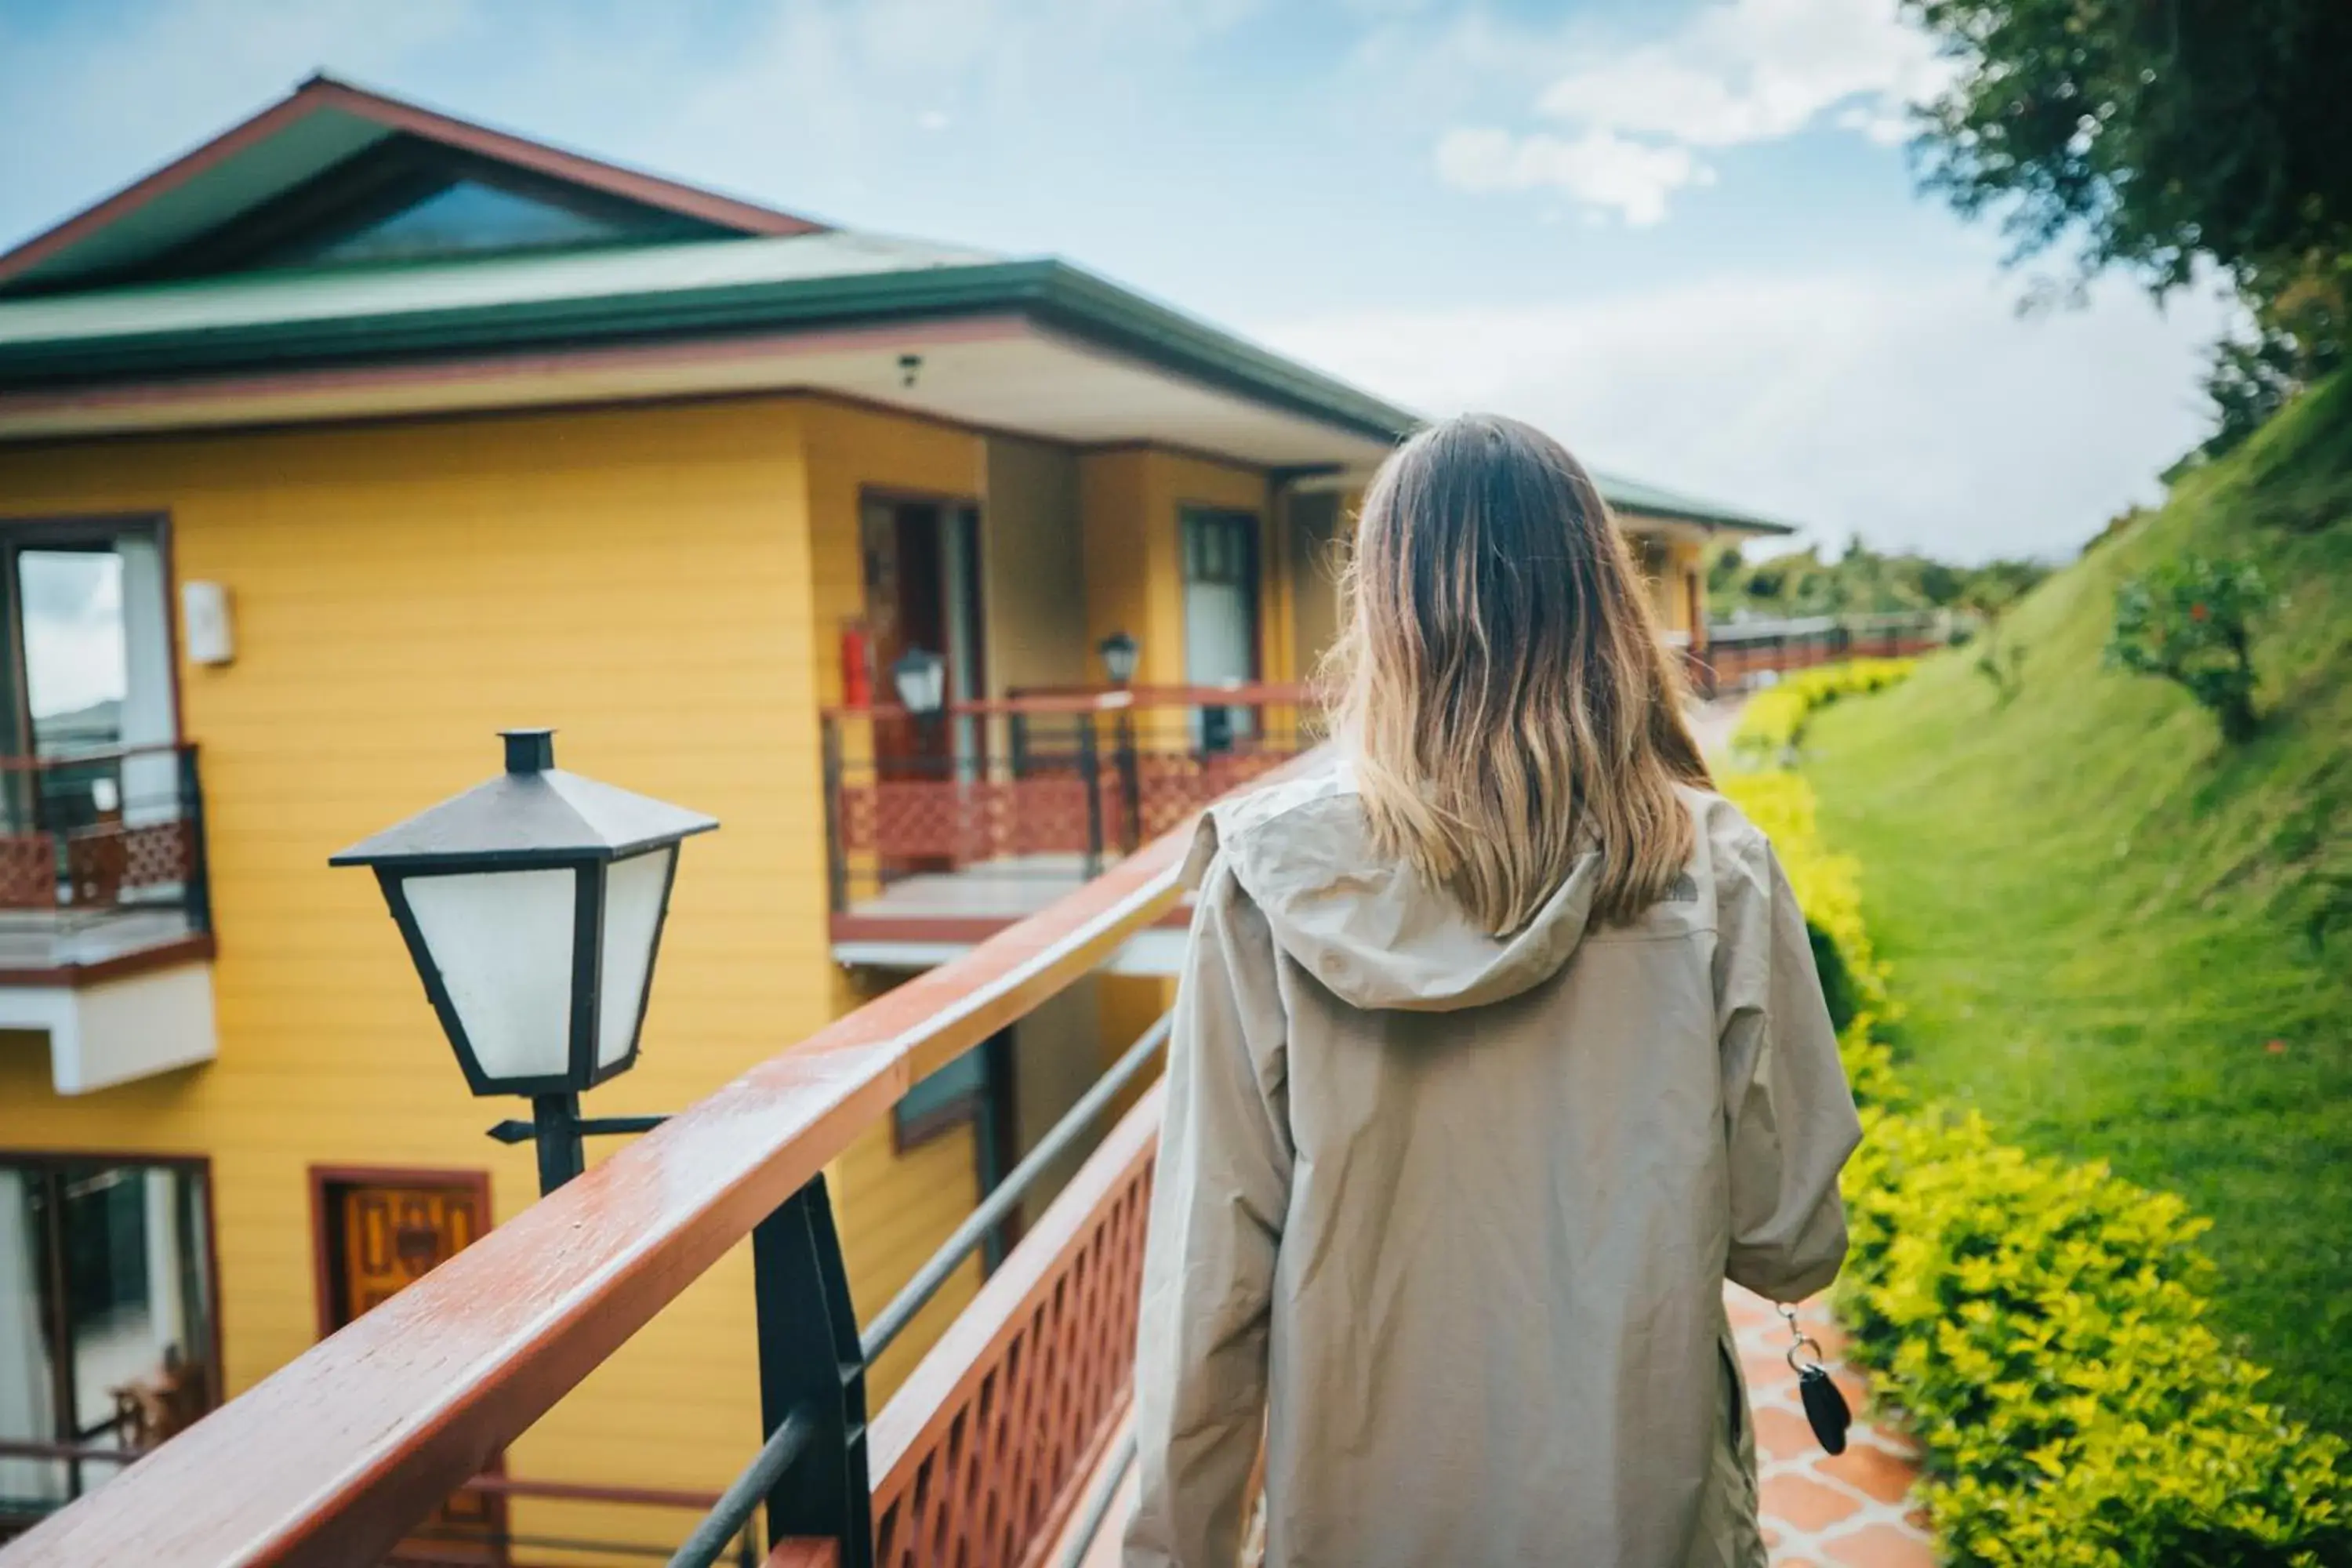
[503,729,555,774]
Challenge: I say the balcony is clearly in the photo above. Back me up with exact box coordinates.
[824,686,1315,971]
[0,757,1245,1567]
[0,742,217,1094]
[1688,612,1947,695]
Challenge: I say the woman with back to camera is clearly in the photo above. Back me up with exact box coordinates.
[1123,414,1861,1568]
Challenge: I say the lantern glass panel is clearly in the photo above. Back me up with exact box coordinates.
[404,866,577,1083]
[596,846,673,1068]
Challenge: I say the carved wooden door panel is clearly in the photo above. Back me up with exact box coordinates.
[338,1184,482,1316]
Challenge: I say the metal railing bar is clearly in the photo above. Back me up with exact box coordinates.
[454,1474,725,1509]
[859,1011,1174,1365]
[397,1524,685,1559]
[1054,1428,1138,1568]
[0,1438,136,1465]
[666,1408,814,1568]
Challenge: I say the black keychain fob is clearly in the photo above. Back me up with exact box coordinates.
[1777,1303,1853,1455]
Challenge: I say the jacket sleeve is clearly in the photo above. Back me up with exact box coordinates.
[1124,855,1293,1568]
[1715,831,1863,1301]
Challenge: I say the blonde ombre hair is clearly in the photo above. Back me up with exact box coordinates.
[1329,414,1711,933]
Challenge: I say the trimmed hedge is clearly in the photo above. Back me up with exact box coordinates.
[1845,1110,2350,1566]
[1733,656,1918,763]
[1720,769,1900,1105]
[1719,663,2352,1567]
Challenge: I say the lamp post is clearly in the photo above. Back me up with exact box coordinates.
[889,645,946,718]
[1095,633,1143,854]
[331,729,717,1195]
[1096,630,1139,688]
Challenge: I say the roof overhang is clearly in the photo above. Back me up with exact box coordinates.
[1616,507,1795,541]
[0,310,1404,466]
[0,256,1417,466]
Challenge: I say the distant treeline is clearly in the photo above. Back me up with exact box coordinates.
[1707,539,2049,622]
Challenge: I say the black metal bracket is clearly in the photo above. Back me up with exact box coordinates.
[485,1113,672,1144]
[753,1175,872,1566]
[487,1094,673,1196]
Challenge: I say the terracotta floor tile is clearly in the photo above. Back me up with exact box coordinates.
[1820,1522,1936,1567]
[1819,1443,1916,1506]
[1752,1406,1820,1464]
[1759,1472,1863,1533]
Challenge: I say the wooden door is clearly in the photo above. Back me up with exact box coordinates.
[320,1175,502,1564]
[862,502,985,756]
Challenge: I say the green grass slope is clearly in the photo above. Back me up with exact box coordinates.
[1804,375,2352,1432]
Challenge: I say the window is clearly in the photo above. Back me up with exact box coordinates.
[893,1046,993,1151]
[0,1157,216,1523]
[281,179,630,267]
[892,1033,1019,1269]
[0,521,176,829]
[1180,509,1261,751]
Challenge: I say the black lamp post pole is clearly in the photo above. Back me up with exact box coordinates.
[532,1093,586,1193]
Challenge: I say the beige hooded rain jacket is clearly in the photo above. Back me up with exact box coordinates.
[1123,766,1861,1568]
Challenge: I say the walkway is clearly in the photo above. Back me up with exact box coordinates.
[1729,1285,1932,1566]
[1051,1284,1929,1566]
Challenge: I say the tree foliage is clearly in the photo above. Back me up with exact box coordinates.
[2103,554,2269,742]
[1904,0,2352,452]
[1708,538,2047,622]
[1905,0,2352,295]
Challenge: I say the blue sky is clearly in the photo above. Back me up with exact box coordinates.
[1,0,2236,568]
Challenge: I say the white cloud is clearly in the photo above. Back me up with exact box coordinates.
[1437,0,1950,223]
[1435,126,1711,227]
[1257,273,2238,562]
[1536,0,1945,148]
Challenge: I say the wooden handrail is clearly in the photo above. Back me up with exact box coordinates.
[0,789,1209,1568]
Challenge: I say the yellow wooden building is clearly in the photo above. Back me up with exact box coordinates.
[0,77,1789,1552]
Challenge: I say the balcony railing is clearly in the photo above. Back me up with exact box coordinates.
[0,753,1294,1568]
[822,686,1315,938]
[1686,612,1948,695]
[0,742,211,977]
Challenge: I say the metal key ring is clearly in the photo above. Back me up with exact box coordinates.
[1784,1335,1826,1374]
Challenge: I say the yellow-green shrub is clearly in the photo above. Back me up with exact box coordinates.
[1732,657,1918,762]
[1726,750,2352,1564]
[1720,770,1900,1104]
[1842,1109,2350,1566]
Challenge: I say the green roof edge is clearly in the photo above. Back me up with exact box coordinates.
[0,254,1421,448]
[0,251,1798,533]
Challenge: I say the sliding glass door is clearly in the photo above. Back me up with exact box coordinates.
[0,1156,216,1531]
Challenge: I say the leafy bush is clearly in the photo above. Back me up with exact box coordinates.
[1723,706,2352,1563]
[2105,556,2270,742]
[1719,768,1901,1106]
[1842,1109,2352,1566]
[1730,658,1918,764]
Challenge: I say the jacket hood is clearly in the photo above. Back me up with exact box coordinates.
[1183,763,1601,1012]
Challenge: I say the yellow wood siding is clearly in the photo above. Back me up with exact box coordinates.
[1079,447,1275,687]
[0,394,991,1538]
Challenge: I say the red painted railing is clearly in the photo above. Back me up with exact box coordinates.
[0,751,1259,1568]
[0,742,209,929]
[823,687,1316,907]
[1686,614,1947,695]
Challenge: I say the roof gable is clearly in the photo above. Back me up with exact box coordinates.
[0,75,826,297]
